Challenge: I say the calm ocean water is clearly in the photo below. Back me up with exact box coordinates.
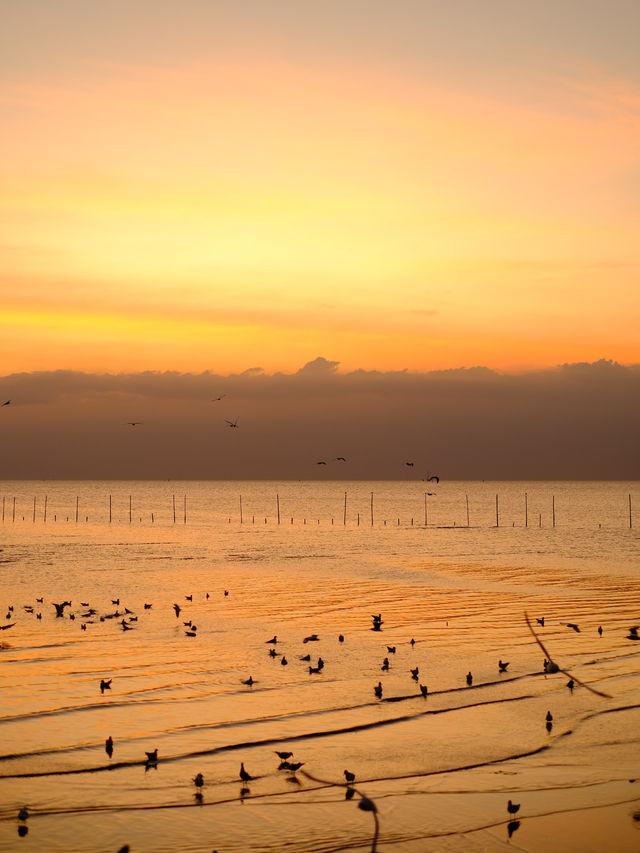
[1,480,639,852]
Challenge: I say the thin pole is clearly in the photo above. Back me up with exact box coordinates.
[277,494,280,525]
[129,495,132,524]
[76,496,79,523]
[2,496,4,522]
[12,497,16,522]
[370,492,374,526]
[525,492,528,528]
[424,493,427,527]
[552,495,556,528]
[343,491,347,526]
[173,494,176,524]
[109,494,112,524]
[183,494,187,524]
[44,495,48,523]
[629,494,633,529]
[33,496,36,522]
[465,494,470,527]
[239,494,243,524]
[495,494,499,528]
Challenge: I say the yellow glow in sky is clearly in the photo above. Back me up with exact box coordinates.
[1,1,639,374]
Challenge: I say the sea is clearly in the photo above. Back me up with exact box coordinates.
[0,480,639,853]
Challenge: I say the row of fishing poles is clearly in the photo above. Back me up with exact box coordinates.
[1,492,634,528]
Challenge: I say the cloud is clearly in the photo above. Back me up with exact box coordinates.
[0,359,638,480]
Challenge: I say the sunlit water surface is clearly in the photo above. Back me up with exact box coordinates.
[1,481,639,852]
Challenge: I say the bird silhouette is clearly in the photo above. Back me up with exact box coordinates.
[225,418,239,428]
[374,681,383,699]
[344,769,356,784]
[212,395,226,401]
[1,400,10,406]
[420,684,428,697]
[173,603,181,617]
[498,660,509,672]
[335,457,346,462]
[275,751,293,760]
[145,749,158,763]
[466,671,473,686]
[100,678,112,693]
[241,676,255,686]
[193,773,204,788]
[239,762,253,782]
[124,422,143,426]
[566,622,580,632]
[425,473,440,483]
[105,736,113,757]
[525,612,610,697]
[507,800,520,817]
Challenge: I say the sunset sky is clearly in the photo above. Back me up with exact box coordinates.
[2,0,639,376]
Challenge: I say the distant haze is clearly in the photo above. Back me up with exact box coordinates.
[1,358,638,480]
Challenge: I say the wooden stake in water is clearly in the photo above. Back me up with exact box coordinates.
[277,493,280,525]
[465,493,470,527]
[183,494,187,524]
[32,496,36,523]
[2,496,4,522]
[343,491,347,526]
[129,495,132,524]
[109,494,112,524]
[370,492,374,526]
[44,495,47,523]
[76,496,79,524]
[552,495,556,528]
[173,494,176,524]
[239,494,243,524]
[629,494,633,529]
[13,497,16,522]
[424,493,428,527]
[495,494,499,528]
[525,491,528,528]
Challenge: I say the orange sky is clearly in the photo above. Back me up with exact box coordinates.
[1,1,639,375]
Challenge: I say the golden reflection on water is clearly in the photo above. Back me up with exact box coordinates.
[0,481,639,851]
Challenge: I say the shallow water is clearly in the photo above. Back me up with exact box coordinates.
[1,480,639,852]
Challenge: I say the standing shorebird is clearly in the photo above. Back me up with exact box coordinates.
[466,672,473,686]
[344,769,356,784]
[239,762,253,782]
[507,800,520,817]
[193,773,204,789]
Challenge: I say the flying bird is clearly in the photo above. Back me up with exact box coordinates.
[225,418,239,428]
[211,395,226,401]
[124,422,143,426]
[1,400,10,406]
[525,612,610,698]
[405,461,414,467]
[335,457,346,462]
[425,473,440,483]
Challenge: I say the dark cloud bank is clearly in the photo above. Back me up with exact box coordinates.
[1,358,638,480]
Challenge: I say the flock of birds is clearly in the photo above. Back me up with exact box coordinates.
[5,585,630,846]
